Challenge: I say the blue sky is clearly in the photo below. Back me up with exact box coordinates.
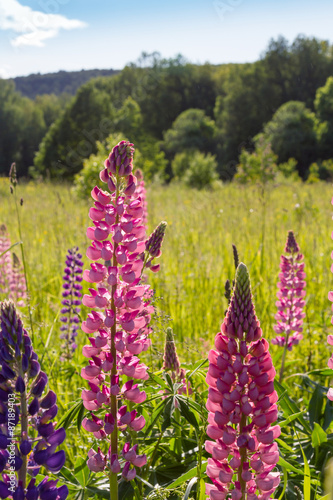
[1,0,333,77]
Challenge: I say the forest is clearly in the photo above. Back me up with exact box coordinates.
[2,35,333,185]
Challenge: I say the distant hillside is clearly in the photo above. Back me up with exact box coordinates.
[11,68,120,99]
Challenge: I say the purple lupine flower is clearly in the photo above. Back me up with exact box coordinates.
[0,300,68,499]
[271,231,306,382]
[60,247,83,360]
[8,253,26,307]
[205,263,280,500]
[80,141,166,491]
[0,225,12,296]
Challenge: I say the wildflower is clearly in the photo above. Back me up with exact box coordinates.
[0,300,68,498]
[271,231,306,382]
[205,263,280,500]
[81,141,166,492]
[60,247,83,360]
[0,225,11,295]
[9,253,26,307]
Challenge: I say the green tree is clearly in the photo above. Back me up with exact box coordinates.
[162,108,216,158]
[261,101,317,178]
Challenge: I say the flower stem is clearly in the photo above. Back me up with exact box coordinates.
[18,367,27,488]
[13,185,34,341]
[109,180,119,500]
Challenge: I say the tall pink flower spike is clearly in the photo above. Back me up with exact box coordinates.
[0,224,12,295]
[80,141,166,494]
[328,198,333,400]
[205,263,280,500]
[9,252,27,307]
[271,231,306,382]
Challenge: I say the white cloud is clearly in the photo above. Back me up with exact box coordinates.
[0,0,87,48]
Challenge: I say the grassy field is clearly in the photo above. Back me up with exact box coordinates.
[0,177,333,486]
[0,178,332,371]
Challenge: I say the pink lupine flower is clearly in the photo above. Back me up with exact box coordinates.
[0,224,12,295]
[9,253,27,307]
[271,231,306,382]
[80,141,166,493]
[205,263,280,500]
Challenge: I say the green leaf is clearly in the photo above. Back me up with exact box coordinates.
[166,462,207,489]
[0,241,22,259]
[85,486,111,499]
[311,422,328,448]
[279,411,305,428]
[300,443,311,500]
[177,397,199,428]
[56,400,84,430]
[198,478,207,500]
[274,380,312,434]
[187,358,208,379]
[58,467,80,486]
[278,467,288,500]
[77,401,85,433]
[308,385,324,428]
[277,456,303,474]
[74,457,90,488]
[183,477,198,500]
[323,397,333,431]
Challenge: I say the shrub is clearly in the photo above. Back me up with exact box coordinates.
[182,151,219,189]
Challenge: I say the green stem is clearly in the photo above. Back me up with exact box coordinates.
[278,252,296,384]
[279,340,289,384]
[109,178,121,500]
[18,367,27,488]
[13,186,34,341]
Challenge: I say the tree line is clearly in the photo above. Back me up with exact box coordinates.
[2,36,333,182]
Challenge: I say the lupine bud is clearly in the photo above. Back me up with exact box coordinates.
[0,300,68,499]
[232,244,239,270]
[9,163,17,187]
[60,247,83,361]
[145,221,167,259]
[0,225,11,296]
[81,141,164,488]
[162,328,190,396]
[163,328,180,373]
[205,263,280,500]
[271,231,306,382]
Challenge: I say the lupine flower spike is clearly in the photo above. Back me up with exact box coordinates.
[9,253,27,307]
[327,198,333,400]
[206,263,280,500]
[0,225,11,296]
[60,247,83,361]
[163,328,190,396]
[271,231,306,382]
[80,141,166,498]
[0,300,68,499]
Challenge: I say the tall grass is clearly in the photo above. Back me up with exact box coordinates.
[0,177,331,393]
